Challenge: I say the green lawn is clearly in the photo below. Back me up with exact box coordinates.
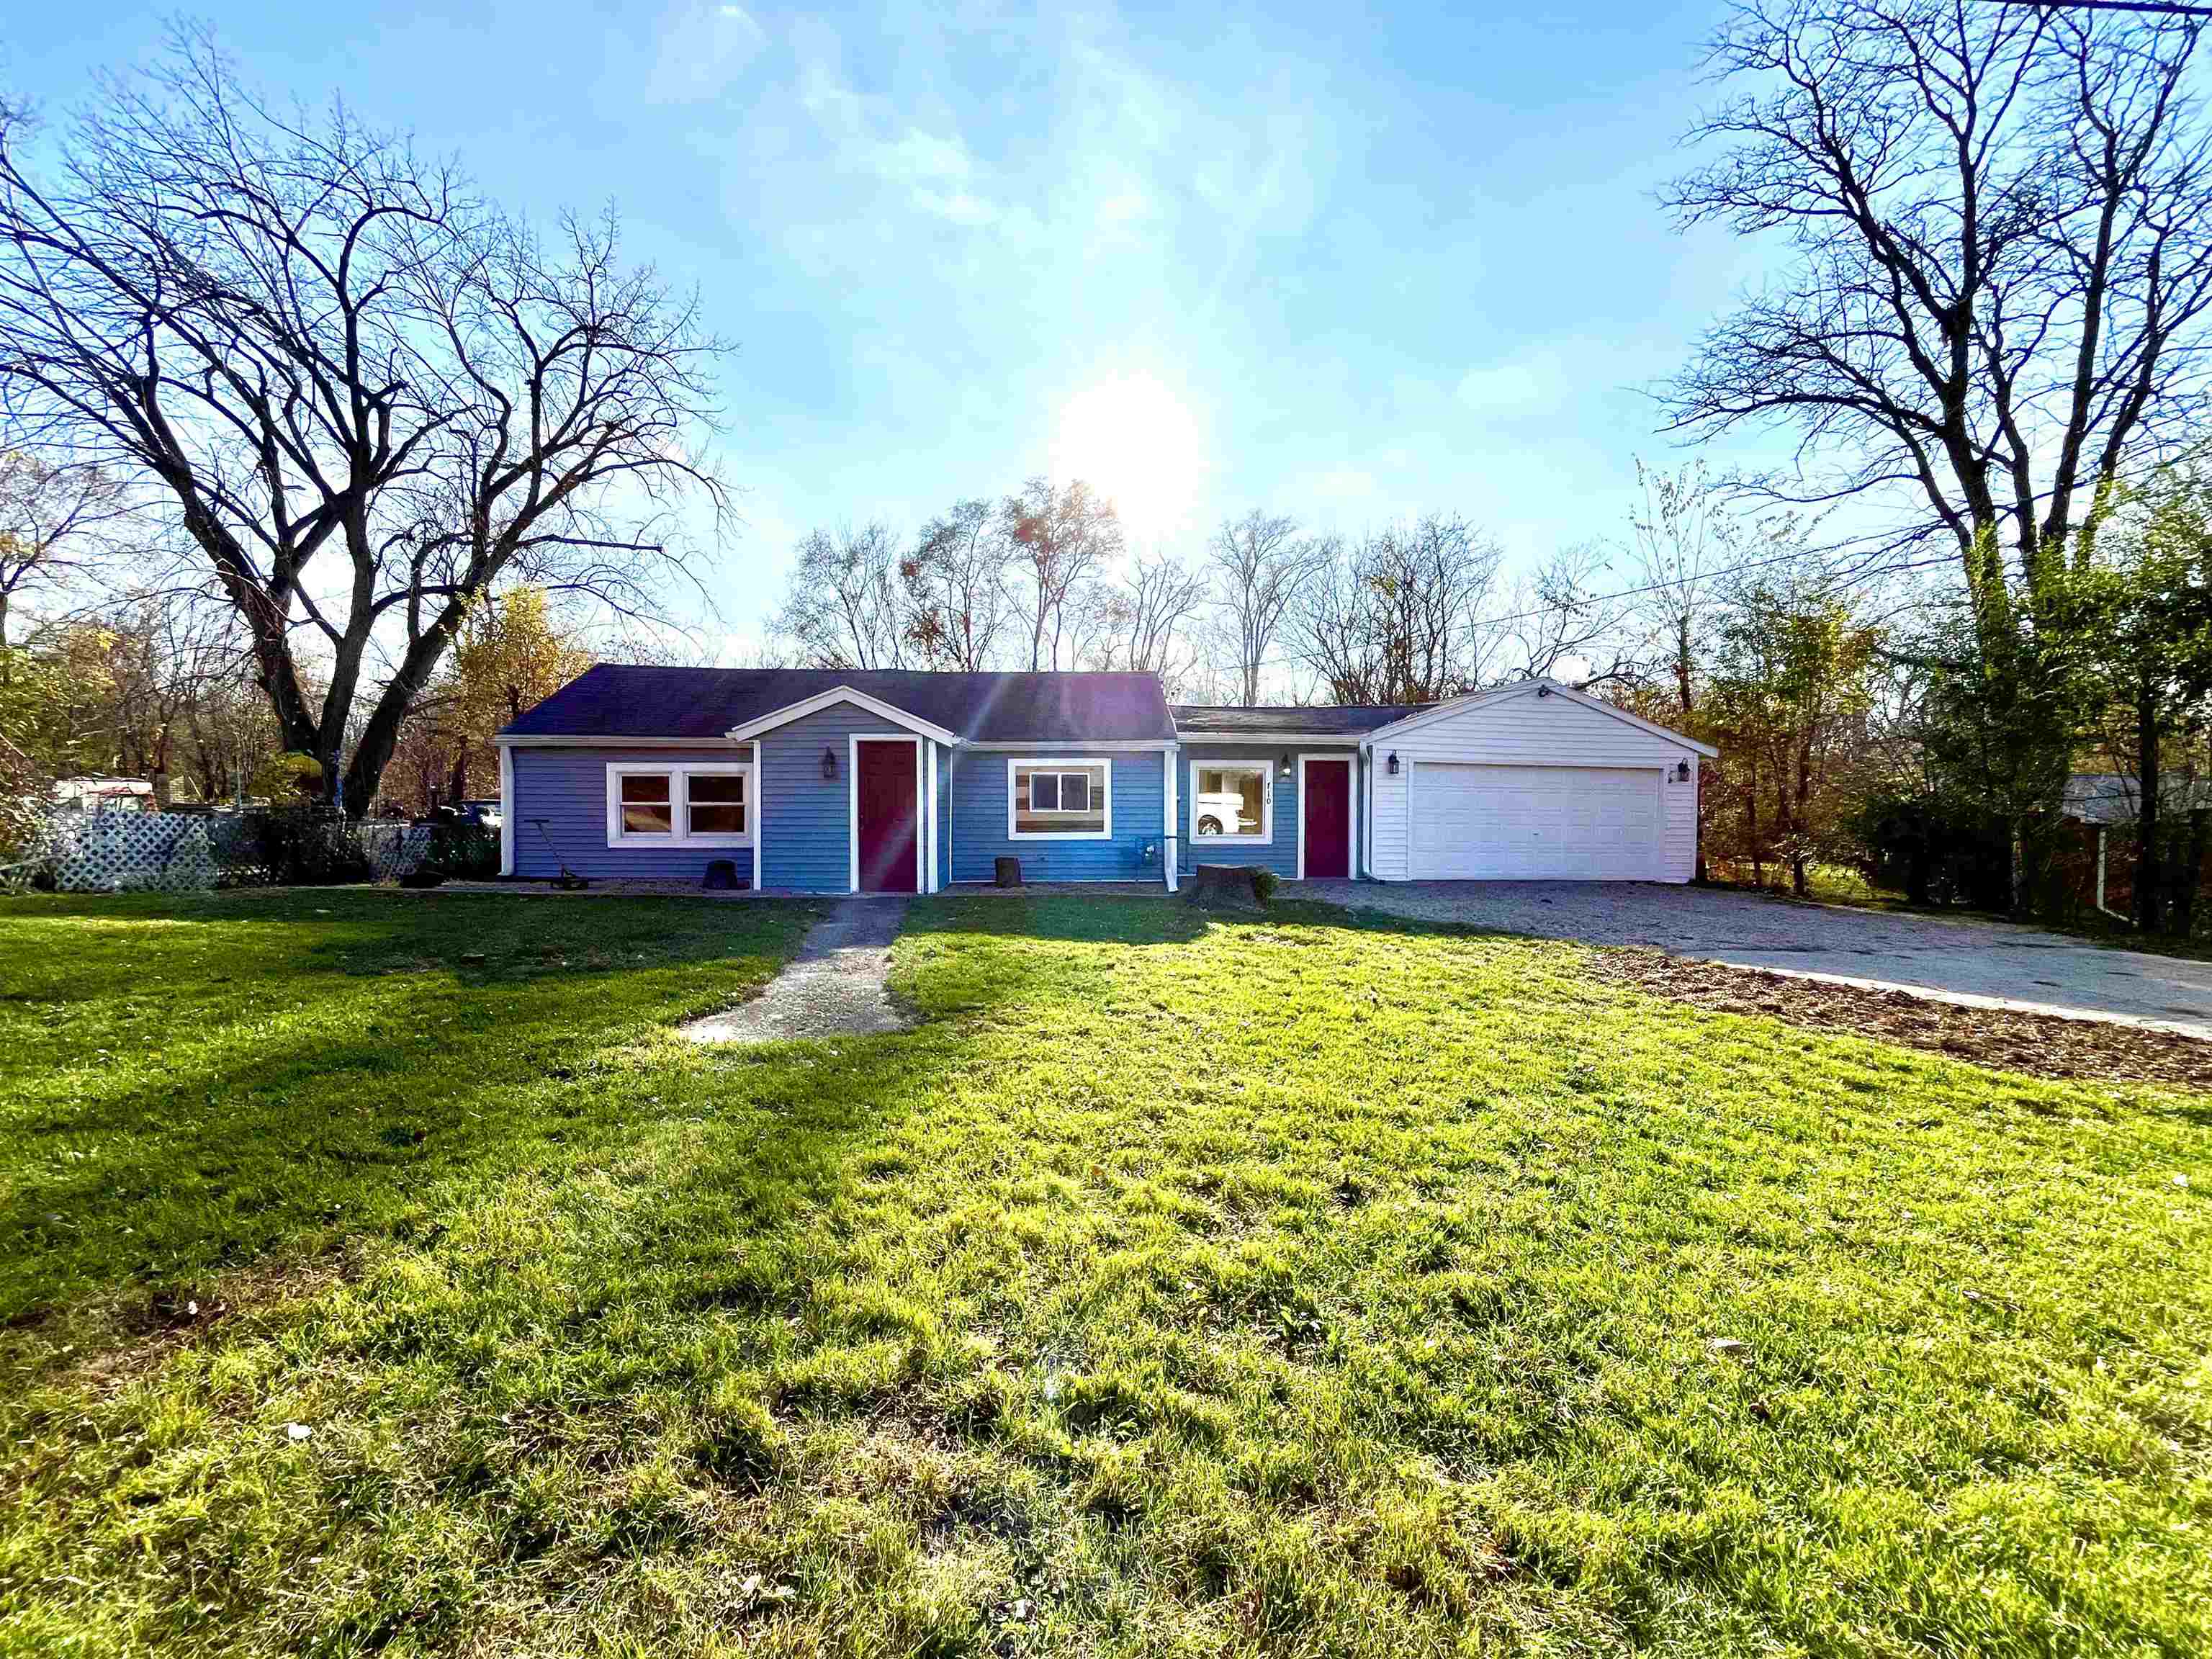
[0,891,2206,1657]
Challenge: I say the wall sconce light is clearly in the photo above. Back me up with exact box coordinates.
[821,747,838,781]
[1674,759,1692,783]
[1278,752,1293,780]
[1387,752,1400,775]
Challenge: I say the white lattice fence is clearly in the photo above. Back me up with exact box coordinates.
[39,812,432,891]
[361,824,433,879]
[47,813,222,892]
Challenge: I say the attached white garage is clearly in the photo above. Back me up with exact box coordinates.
[1363,681,1714,884]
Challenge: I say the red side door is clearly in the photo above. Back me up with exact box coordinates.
[1303,758,1352,879]
[855,740,919,893]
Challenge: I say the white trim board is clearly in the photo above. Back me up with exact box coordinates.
[751,739,764,892]
[963,739,1175,752]
[498,745,516,876]
[1169,731,1368,746]
[504,729,1182,752]
[925,737,939,893]
[727,685,961,748]
[1161,741,1179,892]
[499,734,745,749]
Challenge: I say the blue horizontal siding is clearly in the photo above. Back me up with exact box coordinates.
[511,720,1175,891]
[1175,742,1358,880]
[511,746,753,881]
[950,750,1167,884]
[509,703,926,894]
[760,703,879,893]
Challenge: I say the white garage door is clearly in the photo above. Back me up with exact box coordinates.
[1409,763,1660,881]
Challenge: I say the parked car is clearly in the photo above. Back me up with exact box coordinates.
[1192,790,1253,837]
[454,799,502,829]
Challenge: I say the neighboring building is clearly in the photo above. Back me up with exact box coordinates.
[2061,772,2212,827]
[493,667,1715,893]
[50,777,155,814]
[2061,771,2212,920]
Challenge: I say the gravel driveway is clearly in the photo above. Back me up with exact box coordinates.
[1305,880,2212,1038]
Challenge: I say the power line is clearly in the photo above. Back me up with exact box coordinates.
[1244,538,1950,673]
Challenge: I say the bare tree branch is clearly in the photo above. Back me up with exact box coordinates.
[0,34,730,811]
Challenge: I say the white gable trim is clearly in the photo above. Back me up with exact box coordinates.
[496,734,742,749]
[963,739,1176,752]
[1357,679,1717,758]
[724,685,961,747]
[1169,730,1367,745]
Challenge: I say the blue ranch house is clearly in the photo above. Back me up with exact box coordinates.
[495,666,1715,892]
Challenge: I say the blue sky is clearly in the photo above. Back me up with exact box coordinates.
[8,0,1773,659]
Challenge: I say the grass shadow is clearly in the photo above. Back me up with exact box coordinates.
[0,890,821,1347]
[2,888,2208,1657]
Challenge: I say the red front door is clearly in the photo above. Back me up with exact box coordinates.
[1303,758,1352,879]
[855,740,919,893]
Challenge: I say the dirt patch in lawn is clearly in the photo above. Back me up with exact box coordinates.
[1589,948,2212,1088]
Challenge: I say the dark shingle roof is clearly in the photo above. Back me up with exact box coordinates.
[1169,703,1429,737]
[501,666,1177,743]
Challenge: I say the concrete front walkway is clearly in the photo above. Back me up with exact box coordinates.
[1305,880,2212,1038]
[681,898,912,1043]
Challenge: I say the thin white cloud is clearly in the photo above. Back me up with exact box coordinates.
[1311,467,1379,506]
[912,187,996,225]
[874,127,999,223]
[645,0,766,104]
[874,127,969,182]
[1094,186,1149,230]
[1456,354,1570,414]
[787,33,1001,230]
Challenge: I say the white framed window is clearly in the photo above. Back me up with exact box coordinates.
[683,767,750,840]
[606,763,753,846]
[611,768,675,840]
[1008,757,1111,840]
[1191,762,1270,842]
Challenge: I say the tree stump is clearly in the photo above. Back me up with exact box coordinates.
[1184,863,1268,912]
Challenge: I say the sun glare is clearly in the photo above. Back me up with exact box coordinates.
[1049,372,1206,544]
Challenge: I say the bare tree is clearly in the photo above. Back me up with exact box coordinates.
[902,498,1010,670]
[1204,511,1325,703]
[1003,477,1122,670]
[1480,542,1636,686]
[0,35,727,812]
[1627,459,1729,720]
[1292,516,1502,704]
[772,523,907,670]
[1665,1,2212,605]
[1287,534,1380,703]
[1083,550,1208,693]
[24,595,271,804]
[0,451,129,652]
[1624,459,1756,881]
[1665,1,2212,909]
[176,647,281,803]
